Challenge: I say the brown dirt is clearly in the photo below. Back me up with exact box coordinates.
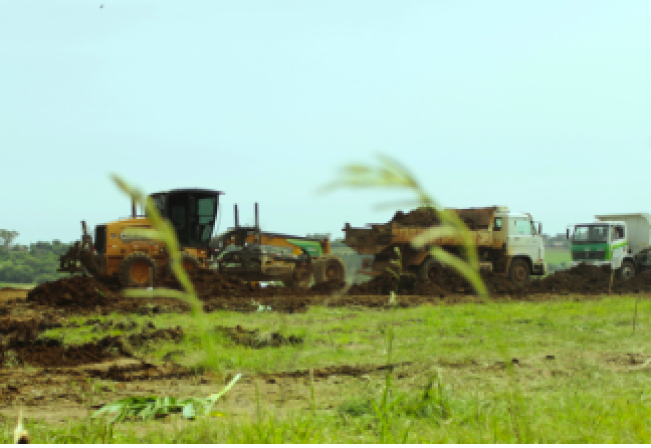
[26,275,191,315]
[9,341,116,368]
[216,325,303,348]
[389,208,441,227]
[258,362,413,381]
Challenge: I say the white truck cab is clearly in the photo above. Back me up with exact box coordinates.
[492,208,547,280]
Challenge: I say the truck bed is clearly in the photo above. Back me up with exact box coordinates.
[343,221,499,255]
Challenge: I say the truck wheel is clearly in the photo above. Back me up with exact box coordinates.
[314,255,346,283]
[119,252,157,288]
[508,259,530,287]
[418,258,443,282]
[617,260,635,280]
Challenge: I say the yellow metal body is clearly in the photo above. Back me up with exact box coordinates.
[101,217,207,277]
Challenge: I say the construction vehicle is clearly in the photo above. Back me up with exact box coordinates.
[566,213,651,280]
[58,188,223,287]
[343,206,546,286]
[211,203,347,287]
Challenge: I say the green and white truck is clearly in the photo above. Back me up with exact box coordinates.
[567,213,651,280]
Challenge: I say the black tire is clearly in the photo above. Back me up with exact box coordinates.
[508,258,530,287]
[418,257,444,282]
[119,252,157,288]
[313,255,347,283]
[617,260,635,280]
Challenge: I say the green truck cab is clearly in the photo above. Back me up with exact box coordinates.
[567,213,651,280]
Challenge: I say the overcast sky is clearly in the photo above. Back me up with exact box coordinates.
[2,0,650,246]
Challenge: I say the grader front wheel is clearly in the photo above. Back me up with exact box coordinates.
[119,252,157,288]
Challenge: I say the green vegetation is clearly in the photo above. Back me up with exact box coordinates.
[0,239,73,285]
[11,295,651,442]
[546,248,572,265]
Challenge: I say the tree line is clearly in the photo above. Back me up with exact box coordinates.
[0,230,73,285]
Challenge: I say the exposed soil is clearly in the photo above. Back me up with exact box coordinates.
[258,362,413,381]
[216,325,303,348]
[14,262,651,321]
[25,275,191,315]
[8,341,116,368]
[390,208,441,227]
[95,326,184,357]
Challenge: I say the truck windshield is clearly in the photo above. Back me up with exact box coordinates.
[573,225,609,244]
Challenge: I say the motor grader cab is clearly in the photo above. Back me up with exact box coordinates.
[212,203,347,287]
[59,188,223,287]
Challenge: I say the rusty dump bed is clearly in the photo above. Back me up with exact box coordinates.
[343,207,500,255]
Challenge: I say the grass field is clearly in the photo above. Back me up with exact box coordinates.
[545,247,572,265]
[0,282,35,289]
[4,293,651,443]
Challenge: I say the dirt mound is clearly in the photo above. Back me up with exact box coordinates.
[5,340,116,368]
[96,326,184,357]
[27,275,115,311]
[163,269,320,313]
[0,315,64,348]
[216,325,303,348]
[310,280,347,294]
[346,263,651,298]
[390,208,441,226]
[161,269,264,298]
[528,263,651,295]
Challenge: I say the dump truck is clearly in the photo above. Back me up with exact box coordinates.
[566,213,651,280]
[211,203,346,287]
[343,206,546,286]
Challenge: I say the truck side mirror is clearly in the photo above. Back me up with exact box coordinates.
[566,229,569,240]
[538,223,542,234]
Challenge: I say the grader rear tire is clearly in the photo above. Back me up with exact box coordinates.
[161,252,202,280]
[118,252,157,288]
[313,255,347,283]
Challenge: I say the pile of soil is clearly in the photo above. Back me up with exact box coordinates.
[0,315,64,348]
[347,263,651,298]
[163,269,319,313]
[216,325,303,348]
[7,340,116,368]
[26,275,115,311]
[96,326,184,357]
[390,208,441,227]
[26,275,191,315]
[529,263,651,295]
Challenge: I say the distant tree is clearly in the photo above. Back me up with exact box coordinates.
[0,230,19,249]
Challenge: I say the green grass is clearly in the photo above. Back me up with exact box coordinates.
[545,248,572,265]
[25,294,651,442]
[0,282,35,289]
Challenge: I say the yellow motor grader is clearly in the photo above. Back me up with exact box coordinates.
[58,188,223,287]
[58,191,347,288]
